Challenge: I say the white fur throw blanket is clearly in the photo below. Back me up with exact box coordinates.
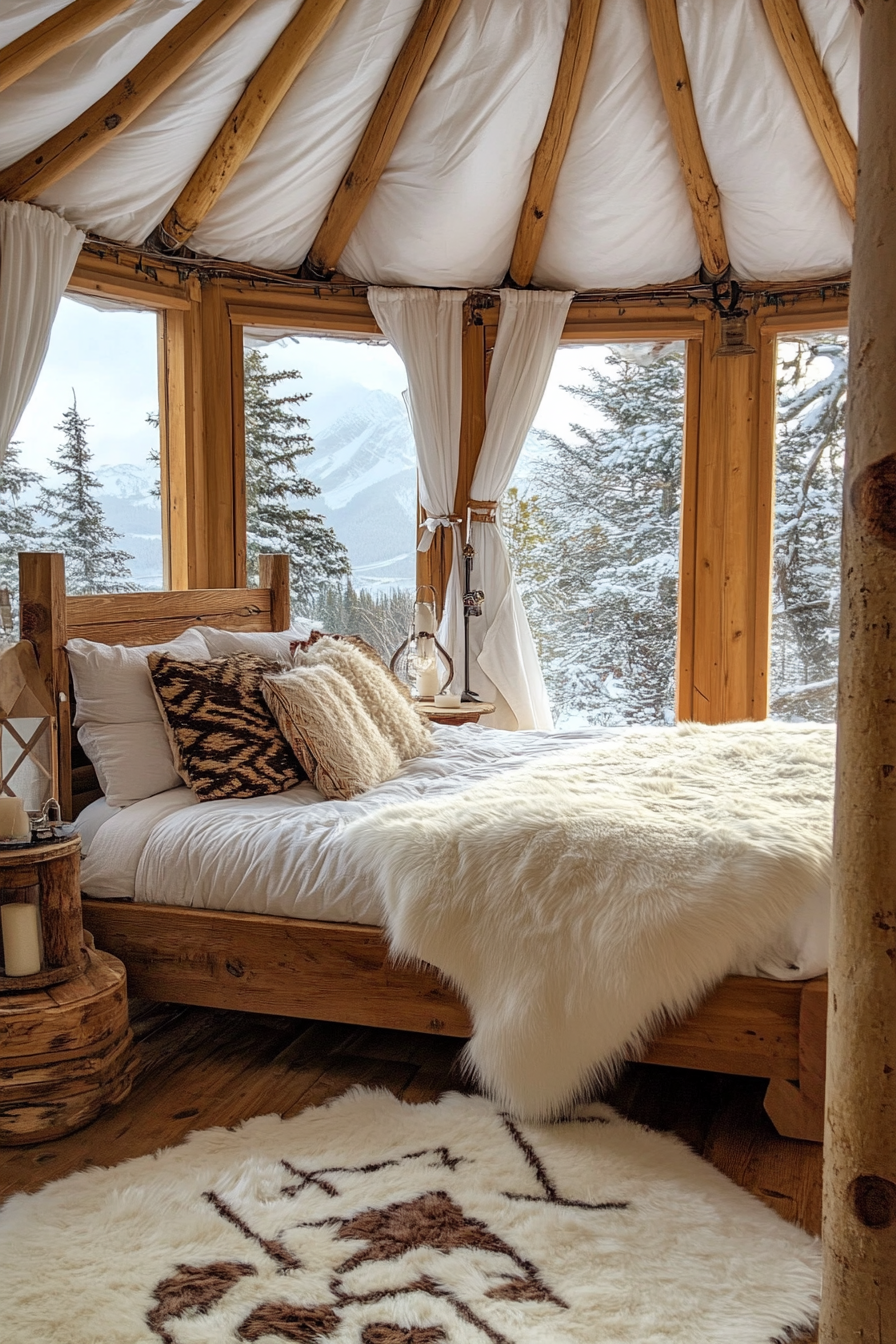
[346,721,835,1119]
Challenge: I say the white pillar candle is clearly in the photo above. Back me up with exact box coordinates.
[2,902,42,976]
[0,795,30,842]
[414,601,436,635]
[417,665,440,698]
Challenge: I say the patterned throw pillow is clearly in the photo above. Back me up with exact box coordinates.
[262,664,401,801]
[147,652,303,801]
[299,636,432,762]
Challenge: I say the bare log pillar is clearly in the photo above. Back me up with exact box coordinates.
[821,2,896,1340]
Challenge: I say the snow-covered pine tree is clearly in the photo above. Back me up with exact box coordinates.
[521,345,685,726]
[38,397,136,595]
[769,334,847,721]
[310,579,414,664]
[0,443,45,640]
[243,348,350,613]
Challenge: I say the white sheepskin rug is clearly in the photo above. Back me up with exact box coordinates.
[0,1088,820,1344]
[346,720,834,1118]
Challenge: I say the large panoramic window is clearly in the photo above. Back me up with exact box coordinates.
[0,294,162,633]
[503,341,686,728]
[241,330,416,663]
[769,331,848,723]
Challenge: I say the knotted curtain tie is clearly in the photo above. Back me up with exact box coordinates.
[417,514,461,553]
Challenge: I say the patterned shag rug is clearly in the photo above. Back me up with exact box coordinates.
[0,1089,819,1344]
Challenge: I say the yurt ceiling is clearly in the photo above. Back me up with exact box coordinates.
[0,0,859,291]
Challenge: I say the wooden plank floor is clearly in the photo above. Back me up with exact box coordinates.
[0,996,822,1242]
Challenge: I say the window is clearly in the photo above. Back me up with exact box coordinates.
[504,341,686,728]
[241,330,416,662]
[1,294,163,633]
[769,331,848,723]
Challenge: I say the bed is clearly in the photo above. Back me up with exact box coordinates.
[19,550,829,1141]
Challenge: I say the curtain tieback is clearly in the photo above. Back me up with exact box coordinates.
[467,499,499,525]
[417,514,461,553]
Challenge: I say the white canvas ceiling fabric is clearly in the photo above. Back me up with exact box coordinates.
[466,289,573,730]
[367,286,467,667]
[0,0,859,288]
[0,202,84,464]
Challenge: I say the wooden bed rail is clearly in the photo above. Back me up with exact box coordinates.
[18,551,290,818]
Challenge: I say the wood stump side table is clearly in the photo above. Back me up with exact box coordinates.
[0,838,135,1146]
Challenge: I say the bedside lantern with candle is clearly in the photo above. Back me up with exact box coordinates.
[390,586,454,701]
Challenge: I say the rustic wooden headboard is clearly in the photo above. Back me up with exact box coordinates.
[18,552,291,820]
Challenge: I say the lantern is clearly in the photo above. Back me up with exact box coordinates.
[390,587,454,700]
[0,640,58,839]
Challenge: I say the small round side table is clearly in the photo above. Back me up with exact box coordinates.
[417,702,496,727]
[0,838,134,1146]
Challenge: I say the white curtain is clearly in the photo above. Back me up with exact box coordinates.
[466,288,574,730]
[367,286,467,671]
[0,201,84,465]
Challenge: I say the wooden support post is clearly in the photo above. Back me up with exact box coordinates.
[258,555,291,630]
[821,1,896,1337]
[418,296,489,617]
[17,553,70,820]
[199,282,238,589]
[0,0,133,95]
[687,313,774,722]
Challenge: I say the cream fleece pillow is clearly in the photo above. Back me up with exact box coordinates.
[262,664,401,801]
[298,636,432,762]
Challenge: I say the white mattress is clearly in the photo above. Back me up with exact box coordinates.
[79,724,830,982]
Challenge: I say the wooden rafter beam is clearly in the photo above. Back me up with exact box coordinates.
[0,0,263,203]
[760,0,856,219]
[644,0,729,282]
[0,0,134,95]
[156,0,349,250]
[306,0,463,279]
[509,0,602,288]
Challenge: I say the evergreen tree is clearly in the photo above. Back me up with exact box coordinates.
[243,349,350,612]
[0,443,45,641]
[769,334,847,720]
[520,346,685,726]
[38,396,136,595]
[309,580,414,665]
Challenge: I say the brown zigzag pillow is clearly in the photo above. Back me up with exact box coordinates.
[147,651,303,801]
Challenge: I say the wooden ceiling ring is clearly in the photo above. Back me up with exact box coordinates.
[760,0,856,219]
[0,0,264,202]
[644,0,730,283]
[306,0,464,280]
[156,0,351,250]
[509,0,603,289]
[0,0,134,95]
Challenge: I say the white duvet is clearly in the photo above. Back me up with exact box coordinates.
[80,724,831,982]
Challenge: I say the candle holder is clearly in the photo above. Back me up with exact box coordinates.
[0,837,86,992]
[389,586,454,701]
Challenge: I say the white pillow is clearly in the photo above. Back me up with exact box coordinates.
[66,628,210,808]
[200,623,314,664]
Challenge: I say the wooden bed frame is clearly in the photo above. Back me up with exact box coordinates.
[19,550,827,1141]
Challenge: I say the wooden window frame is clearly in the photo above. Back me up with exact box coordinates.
[67,253,193,590]
[59,257,848,725]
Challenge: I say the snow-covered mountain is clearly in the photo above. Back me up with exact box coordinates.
[93,463,163,587]
[308,386,417,590]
